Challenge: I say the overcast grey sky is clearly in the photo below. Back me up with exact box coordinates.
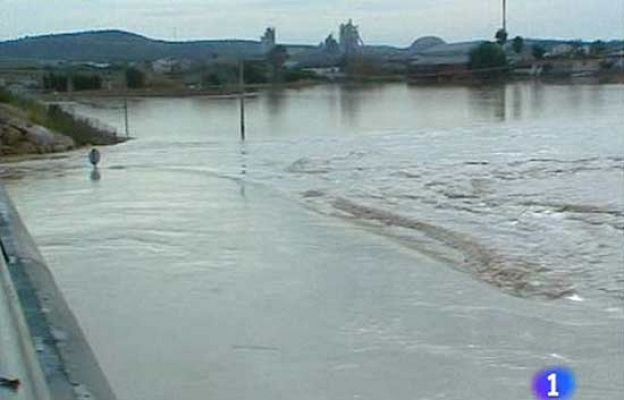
[1,0,622,44]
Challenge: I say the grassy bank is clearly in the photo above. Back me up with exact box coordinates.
[0,88,124,146]
[38,79,323,100]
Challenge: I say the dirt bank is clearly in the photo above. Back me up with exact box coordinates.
[1,104,75,156]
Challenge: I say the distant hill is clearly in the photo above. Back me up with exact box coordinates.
[0,30,265,62]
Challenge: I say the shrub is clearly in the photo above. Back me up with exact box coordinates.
[532,45,546,60]
[43,72,69,92]
[125,67,145,89]
[495,29,508,45]
[512,36,524,54]
[243,62,269,84]
[72,74,102,91]
[284,69,319,82]
[469,42,509,77]
[202,73,223,87]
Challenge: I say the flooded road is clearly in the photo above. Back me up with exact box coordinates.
[2,82,623,399]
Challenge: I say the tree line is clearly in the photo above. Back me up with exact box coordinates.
[469,27,612,78]
[43,72,102,91]
[42,67,147,92]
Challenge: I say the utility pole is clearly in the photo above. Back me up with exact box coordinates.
[123,65,130,138]
[502,0,507,32]
[238,60,246,141]
[123,97,129,138]
[67,71,74,94]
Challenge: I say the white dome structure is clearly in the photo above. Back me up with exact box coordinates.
[409,36,446,54]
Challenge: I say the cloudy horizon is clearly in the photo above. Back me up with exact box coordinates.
[1,0,622,45]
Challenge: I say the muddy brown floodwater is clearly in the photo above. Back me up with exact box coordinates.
[3,82,623,400]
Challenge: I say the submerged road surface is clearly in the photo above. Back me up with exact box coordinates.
[4,164,623,400]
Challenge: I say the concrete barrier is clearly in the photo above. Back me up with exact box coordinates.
[0,248,52,400]
[0,185,117,400]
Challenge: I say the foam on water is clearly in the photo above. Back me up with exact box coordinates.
[261,131,624,303]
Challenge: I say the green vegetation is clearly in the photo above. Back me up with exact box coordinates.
[243,61,269,84]
[267,45,289,82]
[0,87,121,145]
[570,40,586,58]
[43,72,103,92]
[495,29,508,45]
[197,60,320,89]
[1,91,34,112]
[531,45,546,60]
[512,36,524,54]
[201,72,223,87]
[43,72,69,92]
[469,42,508,77]
[199,62,270,86]
[589,40,607,56]
[284,69,319,83]
[72,74,103,90]
[125,67,145,88]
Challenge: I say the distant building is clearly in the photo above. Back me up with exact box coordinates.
[408,41,483,81]
[322,34,340,54]
[261,27,276,53]
[547,44,574,58]
[339,19,363,56]
[606,49,624,69]
[409,36,446,54]
[303,67,344,81]
[151,58,192,74]
[65,61,112,69]
[289,49,342,69]
[84,62,111,69]
[152,58,178,74]
[543,58,603,76]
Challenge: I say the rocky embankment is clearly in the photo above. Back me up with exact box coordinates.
[0,104,75,156]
